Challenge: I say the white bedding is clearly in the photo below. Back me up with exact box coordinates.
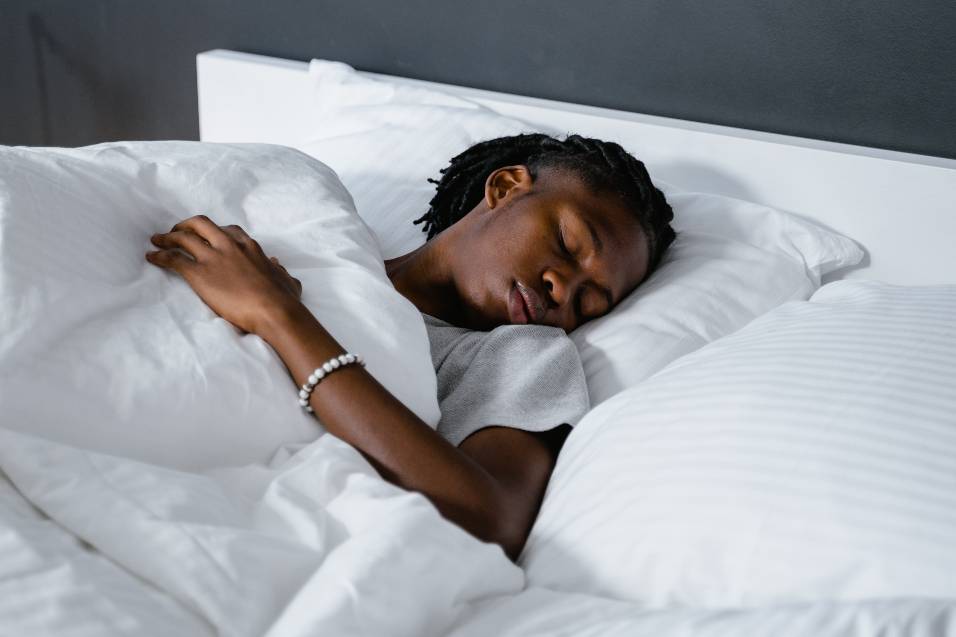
[2,427,952,637]
[523,281,956,610]
[449,588,955,637]
[3,279,955,635]
[0,428,522,636]
[0,139,952,634]
[0,141,439,471]
[0,468,212,636]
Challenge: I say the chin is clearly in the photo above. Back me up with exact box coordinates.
[454,302,495,332]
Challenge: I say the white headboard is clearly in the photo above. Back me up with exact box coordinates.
[197,49,956,285]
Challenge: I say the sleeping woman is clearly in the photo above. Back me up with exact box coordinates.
[144,133,675,561]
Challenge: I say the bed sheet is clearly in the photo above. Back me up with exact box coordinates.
[448,588,955,637]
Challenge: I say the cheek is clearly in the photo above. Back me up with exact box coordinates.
[464,256,514,321]
[467,209,542,292]
[455,259,498,310]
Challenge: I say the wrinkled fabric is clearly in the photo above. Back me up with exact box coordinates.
[0,428,523,637]
[0,141,439,471]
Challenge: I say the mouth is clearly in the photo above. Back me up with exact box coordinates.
[508,280,542,325]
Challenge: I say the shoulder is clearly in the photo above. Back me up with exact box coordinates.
[425,314,581,369]
[482,323,579,360]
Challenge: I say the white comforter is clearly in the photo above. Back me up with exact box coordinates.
[1,426,952,636]
[0,427,521,636]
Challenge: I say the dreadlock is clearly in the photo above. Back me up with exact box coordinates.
[412,132,676,274]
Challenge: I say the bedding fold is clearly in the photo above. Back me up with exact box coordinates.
[0,427,524,636]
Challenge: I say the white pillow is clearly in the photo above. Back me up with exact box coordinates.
[0,141,440,471]
[572,184,864,405]
[522,280,956,607]
[296,59,555,259]
[293,59,863,406]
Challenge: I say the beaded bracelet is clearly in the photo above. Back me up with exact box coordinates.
[298,352,365,413]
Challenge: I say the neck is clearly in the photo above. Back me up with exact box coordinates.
[385,233,463,324]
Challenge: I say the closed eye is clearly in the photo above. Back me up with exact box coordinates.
[556,220,614,323]
[557,227,572,258]
[555,226,585,320]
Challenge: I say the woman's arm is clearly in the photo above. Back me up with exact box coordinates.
[261,304,564,559]
[146,215,562,560]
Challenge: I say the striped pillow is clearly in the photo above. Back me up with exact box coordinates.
[522,280,956,607]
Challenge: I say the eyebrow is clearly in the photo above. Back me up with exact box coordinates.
[581,217,614,310]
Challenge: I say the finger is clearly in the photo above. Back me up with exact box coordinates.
[271,256,289,273]
[145,249,197,275]
[171,214,229,249]
[269,256,301,297]
[151,230,213,261]
[221,224,264,254]
[221,224,251,244]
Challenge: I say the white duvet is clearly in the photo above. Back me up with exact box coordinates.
[0,141,439,471]
[0,426,952,636]
[0,428,522,636]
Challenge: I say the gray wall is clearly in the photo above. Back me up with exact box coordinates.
[2,1,954,159]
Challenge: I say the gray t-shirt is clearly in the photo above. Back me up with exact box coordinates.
[422,312,591,447]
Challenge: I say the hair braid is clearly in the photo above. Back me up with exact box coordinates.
[413,132,676,274]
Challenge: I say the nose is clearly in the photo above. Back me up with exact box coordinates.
[542,264,580,325]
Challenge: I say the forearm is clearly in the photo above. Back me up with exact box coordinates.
[258,301,510,545]
[146,215,552,558]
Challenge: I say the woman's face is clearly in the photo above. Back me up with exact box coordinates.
[447,165,651,333]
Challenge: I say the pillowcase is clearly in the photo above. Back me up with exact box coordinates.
[294,58,863,406]
[572,184,863,405]
[0,141,440,471]
[522,280,956,607]
[296,59,553,259]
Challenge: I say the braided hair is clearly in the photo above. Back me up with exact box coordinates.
[412,132,676,275]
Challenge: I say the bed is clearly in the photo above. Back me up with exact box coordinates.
[0,49,954,636]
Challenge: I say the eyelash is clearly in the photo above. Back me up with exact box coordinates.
[558,229,572,258]
[557,228,584,317]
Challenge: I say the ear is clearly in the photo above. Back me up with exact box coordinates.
[484,165,533,210]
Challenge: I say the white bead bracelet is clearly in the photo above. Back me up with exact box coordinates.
[298,352,365,413]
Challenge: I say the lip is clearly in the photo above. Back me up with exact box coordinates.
[508,283,530,324]
[514,281,543,324]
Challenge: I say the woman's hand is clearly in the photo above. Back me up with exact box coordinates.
[146,214,303,335]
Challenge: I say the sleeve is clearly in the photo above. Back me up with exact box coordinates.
[434,325,591,447]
